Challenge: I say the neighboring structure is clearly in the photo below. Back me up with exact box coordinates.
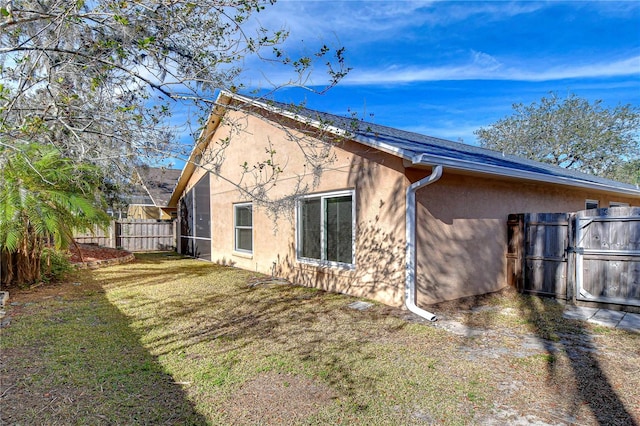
[125,167,181,220]
[168,92,640,318]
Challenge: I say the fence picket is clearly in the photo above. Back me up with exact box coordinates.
[74,220,175,252]
[509,208,640,310]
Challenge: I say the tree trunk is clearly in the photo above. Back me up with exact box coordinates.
[2,232,43,287]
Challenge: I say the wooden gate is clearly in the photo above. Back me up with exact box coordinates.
[74,220,176,252]
[508,208,640,309]
[508,213,570,299]
[574,207,640,307]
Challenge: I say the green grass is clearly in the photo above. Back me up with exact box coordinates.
[0,268,207,425]
[2,252,639,425]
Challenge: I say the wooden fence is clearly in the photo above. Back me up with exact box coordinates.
[74,219,176,252]
[508,207,640,309]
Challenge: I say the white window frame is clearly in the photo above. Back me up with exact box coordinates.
[585,199,599,210]
[296,189,356,269]
[234,202,253,254]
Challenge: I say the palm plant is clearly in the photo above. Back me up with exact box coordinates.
[0,144,110,286]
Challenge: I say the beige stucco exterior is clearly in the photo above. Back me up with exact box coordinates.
[127,204,175,220]
[173,97,640,309]
[178,107,409,306]
[413,171,638,304]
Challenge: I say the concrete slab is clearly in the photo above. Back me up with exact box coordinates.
[562,307,640,333]
[347,301,373,311]
[436,320,485,337]
[562,306,599,321]
[593,309,626,322]
[588,309,625,328]
[617,313,640,333]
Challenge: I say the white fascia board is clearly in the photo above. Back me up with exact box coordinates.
[412,153,640,198]
[220,91,415,161]
[222,91,640,198]
[168,93,232,207]
[349,135,414,160]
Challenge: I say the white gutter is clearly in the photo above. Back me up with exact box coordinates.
[412,153,640,198]
[405,164,443,322]
[222,90,640,198]
[219,90,416,161]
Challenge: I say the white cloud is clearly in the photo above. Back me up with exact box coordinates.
[218,2,640,95]
[253,1,547,49]
[403,122,482,145]
[342,53,640,84]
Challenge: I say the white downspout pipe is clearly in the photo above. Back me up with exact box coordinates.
[405,165,443,322]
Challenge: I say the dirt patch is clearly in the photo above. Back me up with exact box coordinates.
[68,243,131,263]
[224,372,336,424]
[427,286,520,316]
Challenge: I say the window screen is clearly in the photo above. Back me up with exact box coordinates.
[298,191,354,266]
[179,174,211,260]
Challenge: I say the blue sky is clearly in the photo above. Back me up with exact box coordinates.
[230,1,640,146]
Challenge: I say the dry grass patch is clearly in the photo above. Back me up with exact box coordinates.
[225,372,336,425]
[2,252,639,425]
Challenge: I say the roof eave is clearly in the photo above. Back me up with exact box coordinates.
[412,153,640,198]
[167,93,233,208]
[170,91,639,203]
[220,91,417,161]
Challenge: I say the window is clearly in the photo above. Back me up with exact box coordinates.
[297,190,354,266]
[234,203,253,253]
[585,199,599,210]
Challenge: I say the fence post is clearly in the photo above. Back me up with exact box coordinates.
[566,212,576,304]
[173,220,177,252]
[506,213,525,291]
[109,220,116,248]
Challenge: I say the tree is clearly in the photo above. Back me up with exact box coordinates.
[0,0,349,178]
[474,92,640,183]
[0,143,109,286]
[0,1,349,284]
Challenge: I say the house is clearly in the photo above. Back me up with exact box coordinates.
[168,91,640,320]
[125,167,181,220]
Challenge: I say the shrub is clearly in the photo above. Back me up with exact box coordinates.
[41,248,74,283]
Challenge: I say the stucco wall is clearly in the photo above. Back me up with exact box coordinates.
[178,105,640,309]
[414,171,639,305]
[184,109,409,306]
[128,205,161,220]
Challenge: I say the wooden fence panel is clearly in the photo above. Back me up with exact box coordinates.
[75,220,175,252]
[575,207,640,307]
[581,258,640,300]
[510,207,640,309]
[116,220,175,252]
[74,223,113,247]
[522,213,569,299]
[506,214,524,291]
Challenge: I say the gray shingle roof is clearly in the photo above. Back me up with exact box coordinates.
[262,100,639,194]
[135,167,182,206]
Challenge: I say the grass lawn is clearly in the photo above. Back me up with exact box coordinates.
[1,252,639,425]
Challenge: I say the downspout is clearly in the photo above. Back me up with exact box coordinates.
[406,164,443,322]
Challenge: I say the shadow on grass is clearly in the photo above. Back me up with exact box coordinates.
[0,271,208,425]
[515,295,638,426]
[146,282,383,400]
[428,286,638,424]
[93,253,407,405]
